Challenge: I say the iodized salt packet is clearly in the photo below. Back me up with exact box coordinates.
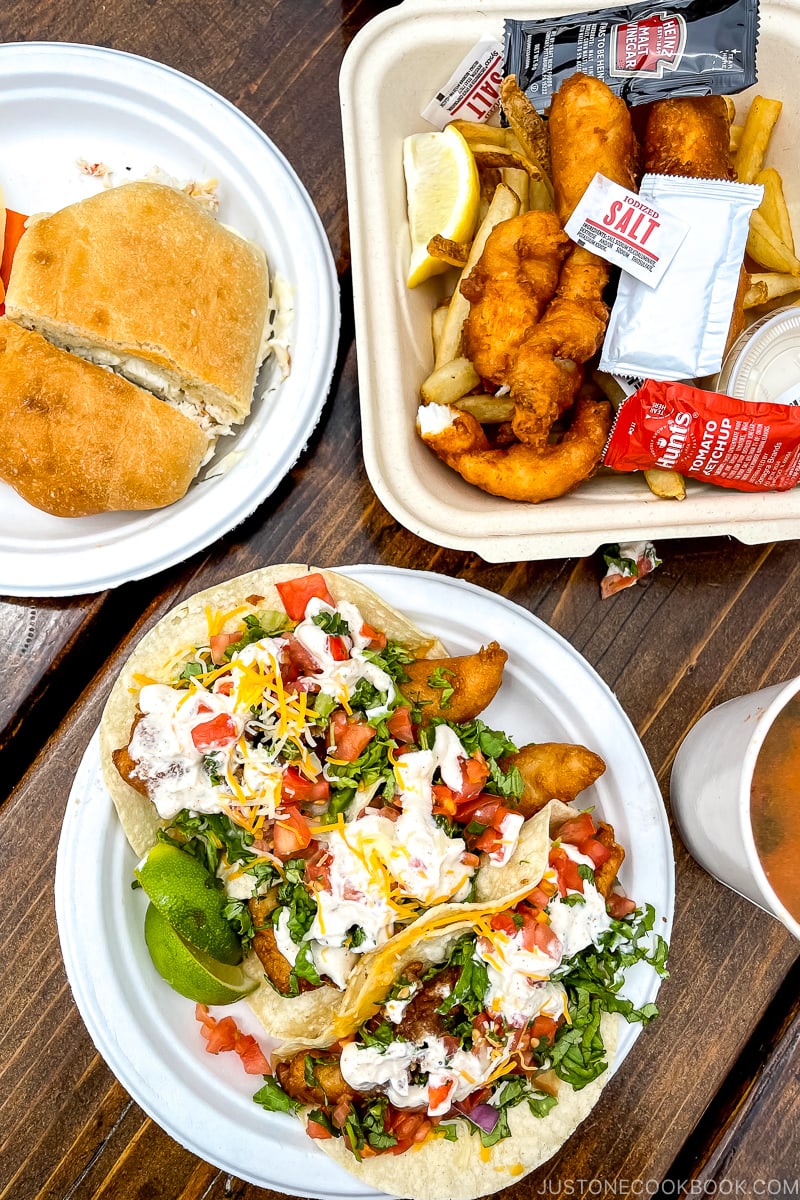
[603,379,800,492]
[598,174,763,381]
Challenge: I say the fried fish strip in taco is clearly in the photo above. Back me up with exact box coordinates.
[256,802,667,1200]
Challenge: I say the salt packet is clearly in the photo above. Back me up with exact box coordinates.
[422,38,504,129]
[598,174,763,380]
[603,379,800,491]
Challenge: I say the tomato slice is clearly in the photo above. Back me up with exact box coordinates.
[387,706,414,744]
[276,573,335,621]
[281,765,330,805]
[273,808,313,857]
[191,712,239,752]
[557,812,596,845]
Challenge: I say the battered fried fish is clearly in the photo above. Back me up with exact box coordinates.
[641,95,735,180]
[460,210,571,386]
[549,72,639,224]
[400,642,507,723]
[501,741,606,818]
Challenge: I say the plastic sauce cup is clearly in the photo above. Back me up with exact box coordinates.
[716,305,800,406]
[670,675,800,941]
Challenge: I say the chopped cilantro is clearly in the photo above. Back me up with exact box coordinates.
[313,610,351,637]
[253,1077,299,1113]
[426,666,455,708]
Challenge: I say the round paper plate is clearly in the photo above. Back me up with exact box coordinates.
[0,42,339,596]
[55,567,674,1197]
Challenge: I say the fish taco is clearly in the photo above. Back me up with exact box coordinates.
[256,801,667,1200]
[101,565,608,1041]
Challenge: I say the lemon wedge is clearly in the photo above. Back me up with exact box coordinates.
[403,124,480,288]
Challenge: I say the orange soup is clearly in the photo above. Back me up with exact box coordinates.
[750,692,800,922]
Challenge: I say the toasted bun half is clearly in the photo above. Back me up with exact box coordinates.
[0,319,209,517]
[6,181,270,431]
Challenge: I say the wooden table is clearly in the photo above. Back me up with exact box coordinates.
[1,2,798,1198]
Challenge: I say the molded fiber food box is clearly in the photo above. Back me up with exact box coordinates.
[340,0,800,561]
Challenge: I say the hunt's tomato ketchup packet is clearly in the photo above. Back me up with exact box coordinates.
[504,0,759,110]
[603,380,800,492]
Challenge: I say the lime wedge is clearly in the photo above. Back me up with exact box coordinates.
[135,841,242,965]
[143,903,257,1006]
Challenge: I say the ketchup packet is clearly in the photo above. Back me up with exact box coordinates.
[603,379,800,492]
[504,0,759,111]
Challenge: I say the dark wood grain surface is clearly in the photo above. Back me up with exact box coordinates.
[1,2,798,1199]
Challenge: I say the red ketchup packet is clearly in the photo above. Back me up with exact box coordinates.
[504,0,759,110]
[603,380,800,492]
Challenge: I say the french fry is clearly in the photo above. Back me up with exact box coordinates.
[434,182,521,370]
[502,167,529,212]
[453,393,515,423]
[427,234,470,268]
[431,304,449,357]
[754,167,795,251]
[747,210,800,273]
[450,120,508,147]
[471,145,546,182]
[500,75,550,174]
[743,272,800,308]
[735,96,783,183]
[722,95,736,123]
[644,469,686,501]
[420,356,480,406]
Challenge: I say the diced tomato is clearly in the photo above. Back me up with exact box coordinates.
[202,1014,238,1053]
[453,795,500,825]
[549,846,584,895]
[428,1080,454,1111]
[530,1015,559,1042]
[235,1034,271,1075]
[387,706,414,744]
[282,633,322,682]
[581,837,612,868]
[457,752,490,801]
[329,711,376,761]
[490,911,519,937]
[305,851,333,888]
[461,851,480,868]
[307,1118,334,1140]
[431,784,457,816]
[328,635,349,661]
[210,630,241,665]
[474,827,503,854]
[276,573,335,622]
[281,765,330,805]
[557,812,597,846]
[387,1109,432,1153]
[360,622,387,650]
[214,679,234,697]
[518,909,542,951]
[527,884,556,909]
[532,922,562,959]
[607,892,637,919]
[273,808,312,858]
[191,712,239,752]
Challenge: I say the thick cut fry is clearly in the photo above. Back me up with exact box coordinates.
[453,393,515,423]
[743,272,800,307]
[502,166,529,212]
[644,468,686,500]
[747,210,800,273]
[735,96,783,183]
[433,182,520,370]
[755,167,795,252]
[420,356,480,406]
[427,234,470,267]
[431,303,449,357]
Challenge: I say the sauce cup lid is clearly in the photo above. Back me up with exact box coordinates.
[718,305,800,406]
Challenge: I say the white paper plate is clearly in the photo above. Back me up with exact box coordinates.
[340,0,800,561]
[0,43,339,596]
[55,567,674,1197]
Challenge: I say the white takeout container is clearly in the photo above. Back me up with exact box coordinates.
[340,0,800,561]
[670,675,800,941]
